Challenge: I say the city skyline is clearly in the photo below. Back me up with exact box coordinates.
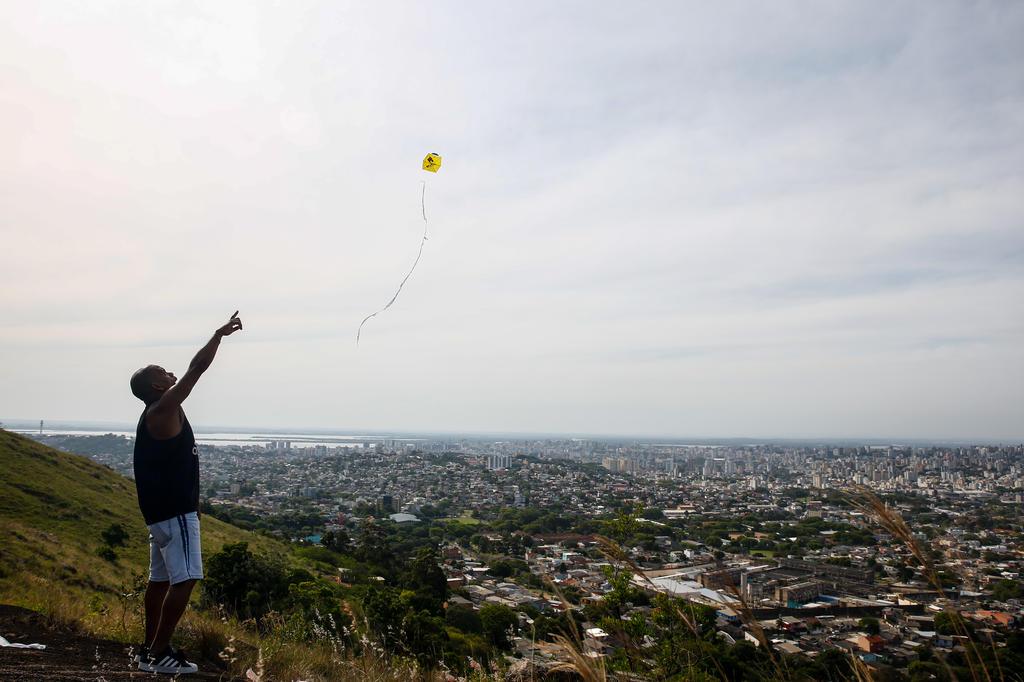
[2,418,1021,446]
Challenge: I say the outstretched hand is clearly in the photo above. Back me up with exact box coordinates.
[216,311,243,337]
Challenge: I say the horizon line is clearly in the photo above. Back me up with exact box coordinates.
[2,417,1021,446]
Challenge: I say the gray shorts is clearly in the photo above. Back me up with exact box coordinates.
[148,512,203,584]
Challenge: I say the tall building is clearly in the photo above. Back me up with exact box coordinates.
[488,454,512,471]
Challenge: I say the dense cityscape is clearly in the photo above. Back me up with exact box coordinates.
[21,428,1024,679]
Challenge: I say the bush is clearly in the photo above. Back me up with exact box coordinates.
[96,545,117,563]
[203,541,350,643]
[101,523,129,548]
[285,580,351,642]
[203,542,300,622]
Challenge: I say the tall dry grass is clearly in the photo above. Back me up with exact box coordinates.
[850,488,1004,682]
[535,578,607,682]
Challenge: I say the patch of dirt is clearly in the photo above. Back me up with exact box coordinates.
[0,604,229,681]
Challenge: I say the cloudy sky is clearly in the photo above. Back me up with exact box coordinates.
[1,2,1022,440]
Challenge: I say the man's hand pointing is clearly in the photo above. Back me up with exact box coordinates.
[216,311,243,338]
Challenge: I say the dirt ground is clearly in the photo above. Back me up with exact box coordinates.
[0,604,227,681]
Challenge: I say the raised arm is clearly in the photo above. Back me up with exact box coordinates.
[149,312,243,427]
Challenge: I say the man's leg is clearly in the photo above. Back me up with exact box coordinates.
[143,580,169,648]
[150,579,197,654]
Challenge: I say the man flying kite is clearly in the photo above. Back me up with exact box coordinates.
[128,311,243,675]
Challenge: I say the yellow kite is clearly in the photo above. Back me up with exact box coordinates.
[422,153,442,173]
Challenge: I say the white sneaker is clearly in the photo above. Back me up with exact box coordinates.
[139,646,199,675]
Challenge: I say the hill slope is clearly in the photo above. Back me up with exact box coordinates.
[0,430,442,680]
[0,428,284,609]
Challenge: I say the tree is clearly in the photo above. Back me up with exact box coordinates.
[403,547,448,614]
[605,506,642,542]
[859,617,881,635]
[641,507,665,521]
[402,610,448,668]
[446,605,483,634]
[362,584,405,647]
[601,565,645,619]
[479,603,518,649]
[489,559,526,580]
[992,579,1023,601]
[321,529,350,553]
[355,521,394,572]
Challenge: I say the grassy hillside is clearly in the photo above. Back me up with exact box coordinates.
[0,428,284,608]
[0,429,486,680]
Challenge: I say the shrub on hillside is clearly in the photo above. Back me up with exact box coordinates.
[284,579,351,643]
[203,541,341,637]
[96,522,129,562]
[101,523,129,548]
[203,543,288,621]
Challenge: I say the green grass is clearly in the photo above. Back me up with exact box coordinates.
[441,511,482,526]
[0,428,287,607]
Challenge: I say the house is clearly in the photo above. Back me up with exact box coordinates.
[852,634,885,653]
[717,607,741,624]
[775,641,803,655]
[969,610,1016,628]
[778,616,806,634]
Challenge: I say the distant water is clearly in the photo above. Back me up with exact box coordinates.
[10,428,425,449]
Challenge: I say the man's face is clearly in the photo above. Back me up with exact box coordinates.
[148,365,177,393]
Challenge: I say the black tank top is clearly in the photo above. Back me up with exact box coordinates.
[133,408,200,525]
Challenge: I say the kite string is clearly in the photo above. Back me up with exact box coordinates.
[356,181,428,344]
